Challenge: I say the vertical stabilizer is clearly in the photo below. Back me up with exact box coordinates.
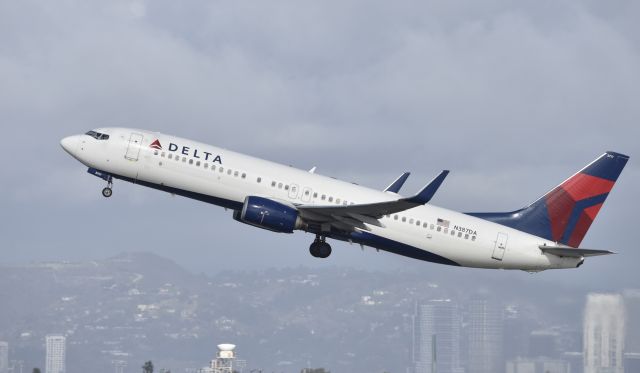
[468,152,629,247]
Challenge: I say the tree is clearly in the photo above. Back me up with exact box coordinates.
[142,360,154,373]
[32,369,41,373]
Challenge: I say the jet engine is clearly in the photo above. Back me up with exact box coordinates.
[233,196,302,233]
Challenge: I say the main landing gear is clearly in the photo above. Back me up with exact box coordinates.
[309,235,332,258]
[102,176,113,198]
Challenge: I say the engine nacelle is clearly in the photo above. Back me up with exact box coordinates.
[234,196,301,233]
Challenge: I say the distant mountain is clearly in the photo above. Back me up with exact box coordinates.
[0,252,589,373]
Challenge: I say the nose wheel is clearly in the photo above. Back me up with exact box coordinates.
[309,236,332,258]
[101,176,113,198]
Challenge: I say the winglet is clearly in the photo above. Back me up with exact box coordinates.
[384,172,411,193]
[405,170,449,205]
[309,166,317,174]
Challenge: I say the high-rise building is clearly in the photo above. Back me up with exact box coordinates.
[583,293,625,373]
[45,335,66,373]
[623,289,640,354]
[466,299,504,373]
[0,341,8,373]
[412,299,464,373]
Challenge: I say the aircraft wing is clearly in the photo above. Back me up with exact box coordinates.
[539,246,615,257]
[297,170,449,230]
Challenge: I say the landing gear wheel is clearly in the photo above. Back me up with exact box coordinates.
[102,187,113,198]
[309,236,332,258]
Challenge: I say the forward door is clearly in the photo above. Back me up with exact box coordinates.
[125,133,144,161]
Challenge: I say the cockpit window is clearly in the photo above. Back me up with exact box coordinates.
[85,130,109,140]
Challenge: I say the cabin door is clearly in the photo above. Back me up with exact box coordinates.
[125,133,144,161]
[492,232,508,260]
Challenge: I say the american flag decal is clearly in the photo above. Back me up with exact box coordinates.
[437,218,450,228]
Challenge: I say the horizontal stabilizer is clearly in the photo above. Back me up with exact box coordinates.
[384,172,411,193]
[539,245,615,257]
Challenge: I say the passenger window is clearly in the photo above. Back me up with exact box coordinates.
[168,154,172,159]
[234,171,239,177]
[409,218,414,224]
[219,167,224,172]
[313,192,318,198]
[204,163,209,169]
[465,234,469,239]
[437,226,441,232]
[242,173,246,179]
[189,159,194,165]
[402,217,406,222]
[472,236,477,241]
[161,152,165,157]
[451,230,455,236]
[211,165,216,171]
[271,181,276,187]
[227,169,232,175]
[328,197,333,202]
[257,177,262,183]
[154,150,158,156]
[444,228,448,234]
[336,198,341,204]
[284,185,289,190]
[196,161,201,166]
[305,190,310,195]
[458,232,462,237]
[343,201,348,205]
[394,215,398,220]
[321,195,326,200]
[430,224,435,230]
[278,183,283,189]
[416,221,420,226]
[182,157,186,162]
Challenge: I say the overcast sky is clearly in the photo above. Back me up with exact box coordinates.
[1,0,638,289]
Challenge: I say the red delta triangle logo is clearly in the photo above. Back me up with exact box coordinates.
[150,139,162,150]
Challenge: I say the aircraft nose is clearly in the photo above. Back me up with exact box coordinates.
[60,135,79,155]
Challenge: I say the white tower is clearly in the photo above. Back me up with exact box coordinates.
[0,341,8,373]
[583,293,625,373]
[45,335,66,373]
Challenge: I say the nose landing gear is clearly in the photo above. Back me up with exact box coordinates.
[309,235,332,258]
[102,176,113,198]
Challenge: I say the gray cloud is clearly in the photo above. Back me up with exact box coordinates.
[0,0,638,287]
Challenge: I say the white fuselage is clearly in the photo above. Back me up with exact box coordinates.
[61,128,583,271]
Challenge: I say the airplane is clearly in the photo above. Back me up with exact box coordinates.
[60,128,629,271]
